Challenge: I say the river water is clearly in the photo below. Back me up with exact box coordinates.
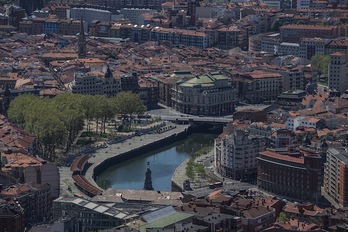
[96,133,218,191]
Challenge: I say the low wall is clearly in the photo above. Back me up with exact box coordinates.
[92,128,189,183]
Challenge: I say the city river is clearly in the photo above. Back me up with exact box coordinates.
[95,133,218,191]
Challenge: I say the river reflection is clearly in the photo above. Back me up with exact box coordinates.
[96,133,217,191]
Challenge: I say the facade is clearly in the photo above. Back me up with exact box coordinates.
[269,129,297,149]
[0,200,24,232]
[194,213,242,232]
[328,52,348,93]
[44,18,59,34]
[233,71,283,104]
[138,77,159,110]
[280,25,338,43]
[150,27,210,49]
[0,183,51,227]
[149,71,194,107]
[1,151,60,199]
[215,26,246,49]
[257,149,323,201]
[297,0,310,8]
[326,38,348,58]
[121,8,156,25]
[70,71,121,96]
[249,32,280,53]
[299,37,329,59]
[285,116,323,131]
[279,42,300,57]
[171,72,237,116]
[323,147,348,207]
[68,7,111,24]
[120,73,139,93]
[215,123,267,180]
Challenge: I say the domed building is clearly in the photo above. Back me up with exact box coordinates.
[171,71,237,116]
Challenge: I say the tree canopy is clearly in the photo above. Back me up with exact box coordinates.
[8,91,146,161]
[311,54,330,76]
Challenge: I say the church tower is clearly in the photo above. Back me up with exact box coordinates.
[77,19,87,59]
[143,162,154,190]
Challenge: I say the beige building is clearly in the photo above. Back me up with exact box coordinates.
[70,69,121,96]
[214,122,267,180]
[328,52,348,93]
[171,71,237,116]
[233,70,283,103]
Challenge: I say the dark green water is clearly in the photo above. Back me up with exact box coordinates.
[96,133,217,191]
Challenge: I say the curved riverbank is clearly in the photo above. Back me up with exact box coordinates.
[84,124,191,190]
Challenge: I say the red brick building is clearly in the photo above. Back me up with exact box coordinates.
[257,149,323,201]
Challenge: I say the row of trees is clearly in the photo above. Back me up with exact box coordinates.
[8,91,146,161]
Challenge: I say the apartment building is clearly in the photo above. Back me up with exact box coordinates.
[150,27,210,49]
[215,26,246,49]
[233,70,283,104]
[68,7,111,24]
[326,38,348,58]
[257,149,323,201]
[49,3,70,18]
[280,25,338,43]
[323,147,348,207]
[70,71,121,96]
[285,116,324,131]
[328,52,348,93]
[0,183,51,227]
[299,37,329,59]
[215,124,267,180]
[0,200,24,232]
[121,8,156,25]
[171,71,237,116]
[249,32,279,53]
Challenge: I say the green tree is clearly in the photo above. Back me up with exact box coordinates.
[271,20,281,31]
[24,99,66,160]
[53,93,85,151]
[311,54,330,76]
[81,95,97,132]
[94,95,116,134]
[112,91,146,127]
[8,94,39,124]
[113,91,146,115]
[277,212,289,222]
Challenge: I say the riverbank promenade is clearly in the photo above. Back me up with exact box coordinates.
[59,124,190,196]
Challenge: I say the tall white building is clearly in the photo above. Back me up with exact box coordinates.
[328,52,348,93]
[214,123,267,180]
